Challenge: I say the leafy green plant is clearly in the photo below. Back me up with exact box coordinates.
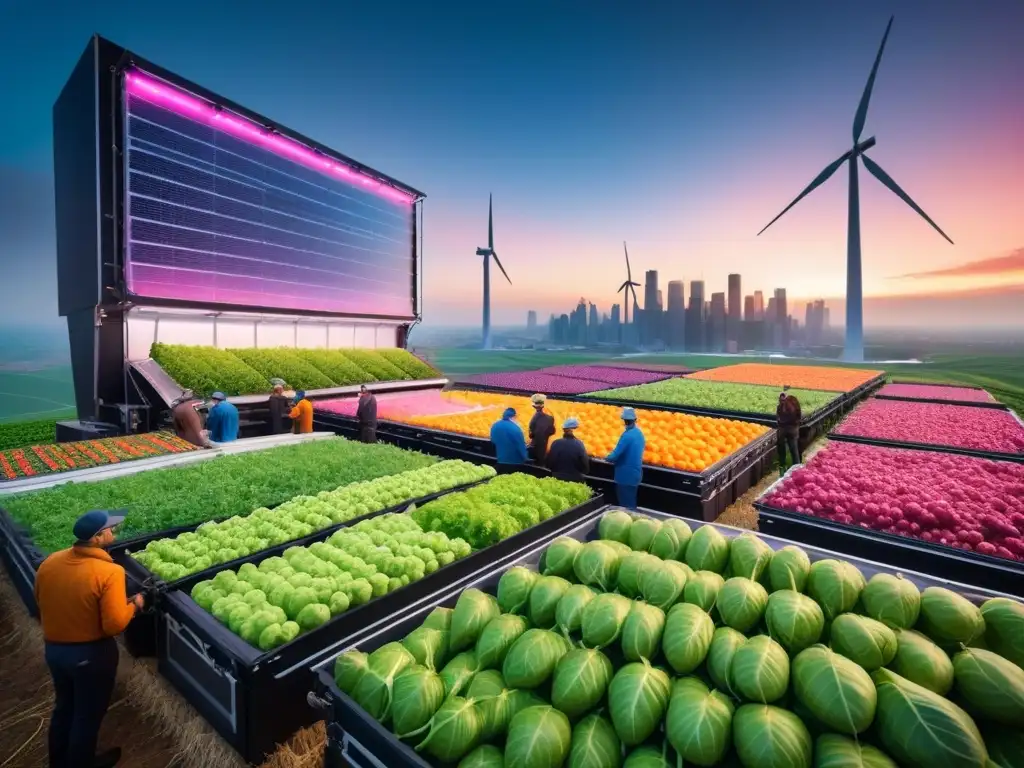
[0,418,61,451]
[151,343,270,397]
[378,349,440,379]
[588,378,837,416]
[341,349,411,381]
[231,348,335,391]
[303,349,376,386]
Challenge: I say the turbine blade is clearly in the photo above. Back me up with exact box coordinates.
[757,152,850,236]
[487,194,494,250]
[491,252,512,284]
[624,241,632,280]
[853,16,894,143]
[618,281,629,292]
[861,154,953,244]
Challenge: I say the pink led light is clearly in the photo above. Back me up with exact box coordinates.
[124,70,416,205]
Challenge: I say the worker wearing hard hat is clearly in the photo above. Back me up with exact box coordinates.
[545,416,590,482]
[490,406,528,473]
[206,392,240,443]
[528,393,556,464]
[606,406,646,509]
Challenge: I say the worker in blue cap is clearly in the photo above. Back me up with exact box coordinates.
[490,406,528,473]
[34,510,144,768]
[205,391,240,443]
[606,406,646,509]
[545,416,590,482]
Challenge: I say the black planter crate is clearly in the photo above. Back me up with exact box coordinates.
[312,504,1017,768]
[0,509,44,616]
[154,493,605,763]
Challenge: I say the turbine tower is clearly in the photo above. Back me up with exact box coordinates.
[476,194,511,349]
[614,243,638,342]
[757,16,953,362]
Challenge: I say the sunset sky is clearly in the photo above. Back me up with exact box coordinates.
[0,0,1021,330]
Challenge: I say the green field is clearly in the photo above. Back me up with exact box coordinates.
[0,366,76,423]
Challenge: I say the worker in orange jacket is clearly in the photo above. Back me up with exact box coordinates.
[289,390,314,434]
[34,509,144,768]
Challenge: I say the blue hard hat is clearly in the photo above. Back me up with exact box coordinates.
[563,417,580,429]
[503,407,517,419]
[73,510,126,542]
[211,391,226,401]
[621,407,637,421]
[296,390,306,400]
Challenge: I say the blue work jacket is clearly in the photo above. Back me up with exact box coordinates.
[207,401,240,443]
[606,424,645,486]
[490,419,528,464]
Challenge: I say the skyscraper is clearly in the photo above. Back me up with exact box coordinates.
[643,270,660,345]
[610,303,621,326]
[744,295,755,321]
[754,291,765,319]
[667,280,686,349]
[527,310,537,331]
[774,288,789,348]
[686,281,706,352]
[710,292,727,352]
[589,303,599,340]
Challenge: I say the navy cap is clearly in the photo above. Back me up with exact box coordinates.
[296,390,306,400]
[73,510,126,542]
[502,407,517,419]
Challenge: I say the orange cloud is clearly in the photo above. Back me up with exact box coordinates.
[899,248,1024,279]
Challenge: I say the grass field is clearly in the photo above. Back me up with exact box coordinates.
[0,366,75,423]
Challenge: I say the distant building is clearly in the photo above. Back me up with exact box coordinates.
[744,295,755,321]
[753,290,765,320]
[643,270,661,345]
[589,303,599,336]
[774,288,789,347]
[805,299,827,346]
[527,310,537,331]
[610,303,621,326]
[686,280,706,352]
[667,280,686,350]
[727,274,741,346]
[710,292,727,352]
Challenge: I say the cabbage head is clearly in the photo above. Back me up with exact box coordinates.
[890,629,954,695]
[730,635,790,704]
[555,584,597,638]
[683,570,725,613]
[602,539,632,558]
[623,746,669,767]
[764,590,824,656]
[507,689,547,721]
[733,704,812,768]
[598,509,634,544]
[685,525,730,573]
[662,518,693,560]
[707,626,746,695]
[861,572,921,629]
[952,647,1024,727]
[424,606,454,632]
[917,586,985,651]
[807,559,865,621]
[568,713,621,768]
[717,577,769,633]
[414,695,481,764]
[403,626,449,672]
[791,644,876,734]
[543,536,583,579]
[466,670,514,741]
[628,517,662,552]
[391,665,446,738]
[582,593,633,649]
[497,567,539,615]
[505,705,572,768]
[830,613,897,671]
[333,649,368,694]
[982,723,1024,768]
[574,541,621,592]
[814,734,898,768]
[622,601,666,662]
[980,597,1024,668]
[551,648,614,720]
[662,602,714,674]
[728,532,773,581]
[640,560,689,611]
[768,545,811,593]
[617,552,657,598]
[440,651,480,698]
[458,744,505,768]
[665,677,733,767]
[648,525,680,561]
[451,589,501,652]
[475,614,527,670]
[502,629,569,689]
[353,642,416,721]
[872,667,988,768]
[608,658,672,746]
[529,575,572,629]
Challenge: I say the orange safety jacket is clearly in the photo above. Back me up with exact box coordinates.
[289,398,314,433]
[34,546,136,643]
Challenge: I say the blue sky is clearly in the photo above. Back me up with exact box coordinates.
[1,0,1022,329]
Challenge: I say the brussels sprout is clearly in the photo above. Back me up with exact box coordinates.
[622,602,666,662]
[683,570,725,613]
[496,566,539,615]
[764,590,824,656]
[568,714,621,768]
[574,542,621,592]
[475,614,527,670]
[505,705,572,768]
[662,603,714,674]
[717,577,769,634]
[507,689,547,721]
[918,586,985,651]
[257,623,286,651]
[890,628,954,695]
[791,644,876,734]
[451,589,501,652]
[648,525,681,562]
[608,658,672,746]
[953,647,1024,727]
[414,695,482,764]
[767,545,811,593]
[666,677,733,766]
[295,602,330,632]
[440,651,480,698]
[707,627,746,696]
[623,745,670,767]
[543,537,583,579]
[981,597,1024,669]
[662,518,693,560]
[226,602,254,634]
[602,540,632,558]
[404,626,449,672]
[328,591,351,617]
[639,560,689,611]
[458,744,504,768]
[551,648,614,720]
[814,734,897,768]
[598,509,634,545]
[391,665,446,738]
[334,649,369,694]
[466,670,514,741]
[241,610,278,646]
[728,532,773,581]
[582,593,633,650]
[872,667,988,768]
[555,584,597,638]
[353,642,416,721]
[730,635,790,704]
[423,606,455,632]
[503,629,569,689]
[529,576,572,629]
[617,552,655,599]
[861,573,921,629]
[280,620,300,643]
[807,560,865,622]
[685,526,730,573]
[830,613,897,671]
[628,518,662,552]
[733,704,812,768]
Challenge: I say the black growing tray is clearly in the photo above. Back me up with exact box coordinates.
[311,504,1019,768]
[0,509,45,617]
[154,491,606,764]
[827,431,1024,465]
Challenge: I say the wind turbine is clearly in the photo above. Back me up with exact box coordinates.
[476,194,511,349]
[617,241,641,342]
[757,16,953,362]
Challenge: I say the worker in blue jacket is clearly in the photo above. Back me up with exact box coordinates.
[490,407,528,473]
[606,406,645,510]
[205,392,240,443]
